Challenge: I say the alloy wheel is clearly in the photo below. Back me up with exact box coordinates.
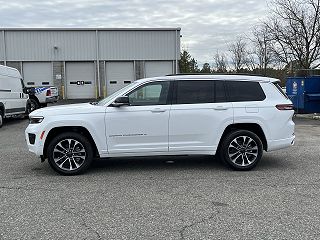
[53,138,86,171]
[30,100,37,112]
[227,136,259,167]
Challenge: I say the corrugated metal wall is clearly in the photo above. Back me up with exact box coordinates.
[0,31,5,61]
[99,31,177,60]
[0,29,180,61]
[4,31,96,61]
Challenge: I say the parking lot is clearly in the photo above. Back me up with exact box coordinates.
[0,116,320,239]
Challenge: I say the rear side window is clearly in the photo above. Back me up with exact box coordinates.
[176,80,214,104]
[174,80,226,104]
[226,81,265,102]
[215,81,226,103]
[273,82,288,99]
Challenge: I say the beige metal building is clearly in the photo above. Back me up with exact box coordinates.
[0,28,181,99]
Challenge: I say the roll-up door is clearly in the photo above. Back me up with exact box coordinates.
[106,62,134,96]
[145,61,173,78]
[66,62,95,99]
[23,62,52,87]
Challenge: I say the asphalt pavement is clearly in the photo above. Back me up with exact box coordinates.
[0,116,320,240]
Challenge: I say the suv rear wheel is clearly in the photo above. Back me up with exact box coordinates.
[47,132,93,175]
[219,130,263,170]
[29,98,40,112]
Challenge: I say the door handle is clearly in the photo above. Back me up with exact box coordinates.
[213,106,228,110]
[151,108,166,113]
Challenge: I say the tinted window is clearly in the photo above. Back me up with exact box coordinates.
[215,81,226,103]
[273,82,288,99]
[176,80,214,104]
[226,81,265,102]
[127,81,170,106]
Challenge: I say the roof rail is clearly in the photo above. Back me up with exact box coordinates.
[166,73,264,76]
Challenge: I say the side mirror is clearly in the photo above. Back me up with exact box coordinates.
[111,96,130,107]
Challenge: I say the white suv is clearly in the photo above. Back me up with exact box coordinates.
[25,75,295,175]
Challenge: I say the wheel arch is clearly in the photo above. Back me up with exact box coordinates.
[29,94,40,105]
[218,123,268,151]
[43,126,99,159]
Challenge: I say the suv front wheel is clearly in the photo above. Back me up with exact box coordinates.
[47,132,93,175]
[219,130,263,171]
[0,110,3,128]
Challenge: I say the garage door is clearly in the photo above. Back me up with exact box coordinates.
[66,62,95,99]
[145,61,173,78]
[106,62,134,96]
[23,62,52,87]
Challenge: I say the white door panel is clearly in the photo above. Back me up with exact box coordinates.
[106,105,170,153]
[169,103,233,152]
[105,80,171,153]
[66,62,95,99]
[106,62,134,96]
[0,75,26,114]
[23,62,52,87]
[145,61,173,78]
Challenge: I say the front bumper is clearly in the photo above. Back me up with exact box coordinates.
[25,124,45,156]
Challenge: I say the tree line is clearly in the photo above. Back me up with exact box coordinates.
[179,0,320,84]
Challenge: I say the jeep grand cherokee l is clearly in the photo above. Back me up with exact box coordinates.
[25,75,295,175]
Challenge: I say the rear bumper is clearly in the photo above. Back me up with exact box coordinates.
[267,135,295,152]
[45,96,59,103]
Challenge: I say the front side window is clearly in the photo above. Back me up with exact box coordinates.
[127,81,170,106]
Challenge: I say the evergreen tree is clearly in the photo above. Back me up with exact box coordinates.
[200,63,211,73]
[179,50,200,73]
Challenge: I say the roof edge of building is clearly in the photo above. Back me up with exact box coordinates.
[0,27,181,31]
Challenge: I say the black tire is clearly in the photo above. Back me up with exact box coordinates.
[219,130,263,171]
[29,98,40,112]
[40,103,48,107]
[24,102,32,118]
[0,110,3,128]
[47,132,94,175]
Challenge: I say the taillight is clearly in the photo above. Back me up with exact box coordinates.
[46,89,51,96]
[276,104,294,110]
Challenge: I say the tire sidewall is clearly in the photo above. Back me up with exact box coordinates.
[29,98,40,112]
[25,102,32,117]
[220,130,263,171]
[0,111,3,128]
[47,132,93,175]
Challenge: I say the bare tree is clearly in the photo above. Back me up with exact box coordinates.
[244,50,257,71]
[213,51,228,73]
[229,37,248,72]
[251,25,274,75]
[264,0,320,69]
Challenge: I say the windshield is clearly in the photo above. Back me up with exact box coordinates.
[97,82,138,106]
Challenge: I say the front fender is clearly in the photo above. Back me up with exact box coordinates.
[41,114,107,155]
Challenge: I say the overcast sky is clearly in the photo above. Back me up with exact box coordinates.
[0,0,269,66]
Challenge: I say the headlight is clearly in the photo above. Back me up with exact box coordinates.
[29,116,44,124]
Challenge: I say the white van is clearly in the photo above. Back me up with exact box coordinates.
[0,65,30,128]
